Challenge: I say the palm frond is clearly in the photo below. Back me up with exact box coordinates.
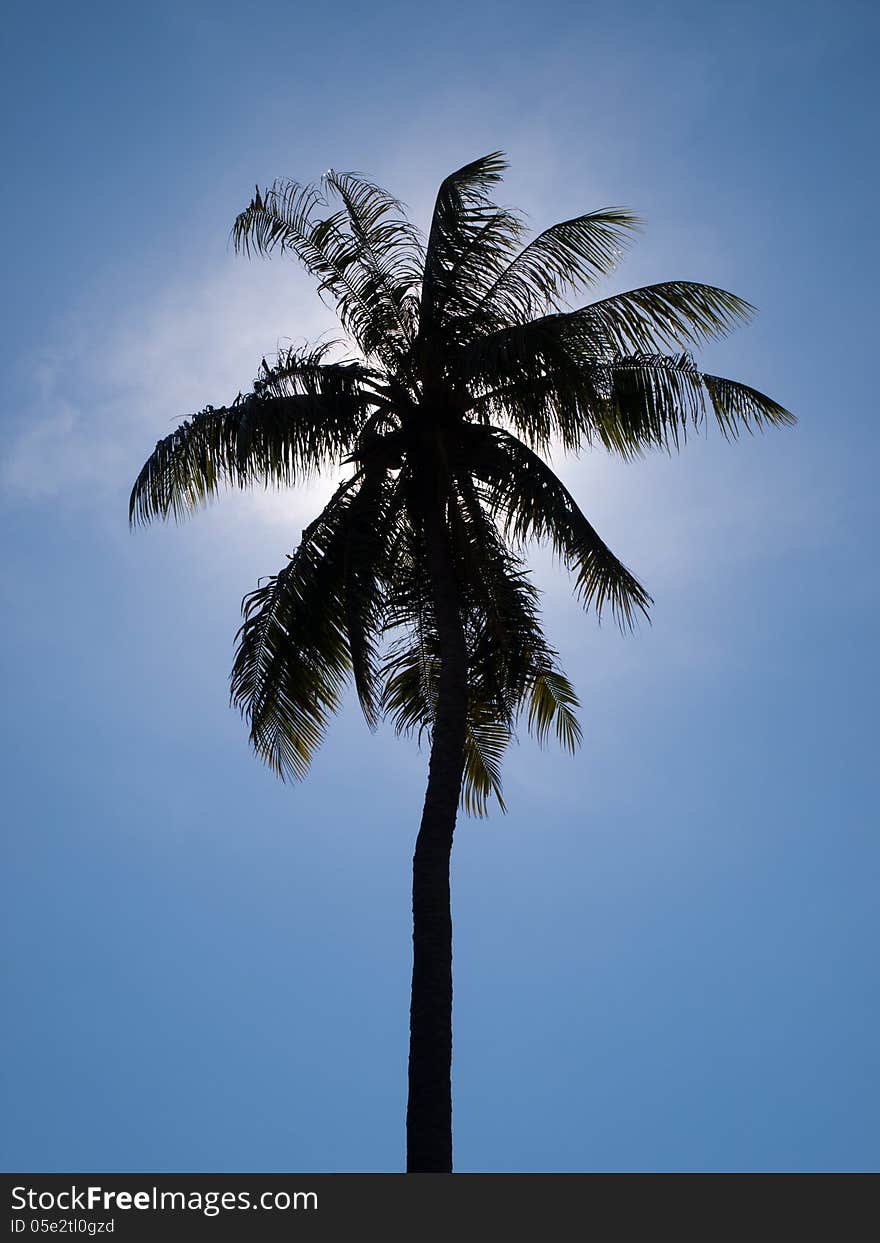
[599,351,707,457]
[230,476,364,780]
[232,179,323,258]
[460,281,752,385]
[470,427,653,628]
[465,365,604,455]
[129,350,370,526]
[322,169,424,346]
[596,353,796,457]
[253,341,374,399]
[701,373,796,438]
[477,209,641,326]
[457,281,758,454]
[462,716,510,817]
[232,178,419,361]
[526,669,582,751]
[451,479,582,795]
[420,152,525,334]
[579,281,755,353]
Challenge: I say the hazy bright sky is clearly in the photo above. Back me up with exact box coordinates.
[2,0,878,1172]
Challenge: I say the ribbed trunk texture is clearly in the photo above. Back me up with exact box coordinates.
[405,488,468,1174]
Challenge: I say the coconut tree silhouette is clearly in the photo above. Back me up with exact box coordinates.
[130,153,792,1172]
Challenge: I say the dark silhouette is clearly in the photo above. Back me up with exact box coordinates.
[130,153,792,1172]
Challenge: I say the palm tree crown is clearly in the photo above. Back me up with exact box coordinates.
[130,152,792,814]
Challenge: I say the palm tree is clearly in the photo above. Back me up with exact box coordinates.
[130,153,792,1172]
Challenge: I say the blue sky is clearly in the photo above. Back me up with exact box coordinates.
[2,0,878,1172]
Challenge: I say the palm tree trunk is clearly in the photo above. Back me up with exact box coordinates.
[406,489,467,1174]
